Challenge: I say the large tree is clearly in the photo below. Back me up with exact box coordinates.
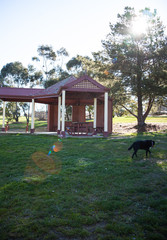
[1,62,29,87]
[1,62,43,122]
[102,7,167,131]
[32,45,69,88]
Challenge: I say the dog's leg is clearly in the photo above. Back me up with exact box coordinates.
[146,150,148,158]
[148,149,151,157]
[146,150,151,157]
[132,150,137,158]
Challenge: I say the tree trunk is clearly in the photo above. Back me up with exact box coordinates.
[136,59,145,132]
[137,94,145,132]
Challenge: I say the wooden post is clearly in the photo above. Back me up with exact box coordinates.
[2,101,6,131]
[57,96,61,134]
[26,122,29,133]
[104,92,109,137]
[30,99,35,133]
[61,90,66,137]
[5,122,9,132]
[93,98,97,134]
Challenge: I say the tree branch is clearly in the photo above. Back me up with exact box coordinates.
[121,105,137,118]
[143,97,155,120]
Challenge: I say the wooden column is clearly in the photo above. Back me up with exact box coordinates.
[93,98,97,129]
[30,99,35,133]
[108,99,113,134]
[57,96,61,134]
[93,98,97,135]
[104,92,109,137]
[2,101,6,131]
[61,90,66,137]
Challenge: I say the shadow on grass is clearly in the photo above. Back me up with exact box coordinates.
[0,134,167,239]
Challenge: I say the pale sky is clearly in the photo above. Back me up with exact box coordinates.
[0,0,167,70]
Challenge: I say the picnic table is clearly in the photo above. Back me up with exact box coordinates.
[66,122,93,136]
[66,122,104,136]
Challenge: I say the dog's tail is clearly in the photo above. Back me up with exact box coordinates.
[128,144,133,151]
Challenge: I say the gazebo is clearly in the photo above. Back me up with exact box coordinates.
[0,75,113,137]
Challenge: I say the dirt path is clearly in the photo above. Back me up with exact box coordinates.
[113,122,167,134]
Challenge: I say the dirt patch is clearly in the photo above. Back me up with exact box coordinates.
[113,122,167,134]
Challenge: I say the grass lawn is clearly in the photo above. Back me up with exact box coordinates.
[0,116,48,132]
[0,133,167,239]
[113,116,167,124]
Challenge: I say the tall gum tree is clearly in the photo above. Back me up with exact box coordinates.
[102,7,167,131]
[1,62,43,122]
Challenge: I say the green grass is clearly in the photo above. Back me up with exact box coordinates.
[0,133,167,239]
[0,115,166,134]
[0,116,47,131]
[113,116,167,124]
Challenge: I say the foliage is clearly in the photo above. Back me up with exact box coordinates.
[20,103,30,123]
[101,7,167,130]
[0,62,43,122]
[86,105,94,119]
[1,62,29,87]
[43,70,70,89]
[66,56,82,75]
[32,45,70,87]
[0,133,167,239]
[27,65,43,88]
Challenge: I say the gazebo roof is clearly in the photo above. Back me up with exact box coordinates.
[0,75,109,104]
[0,87,42,102]
[33,75,77,97]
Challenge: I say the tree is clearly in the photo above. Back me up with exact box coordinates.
[1,62,29,87]
[86,105,94,119]
[66,56,82,75]
[32,45,57,82]
[1,62,28,122]
[27,64,43,88]
[1,62,43,122]
[0,74,4,87]
[32,45,69,87]
[102,7,167,131]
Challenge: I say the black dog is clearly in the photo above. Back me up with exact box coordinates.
[128,140,155,158]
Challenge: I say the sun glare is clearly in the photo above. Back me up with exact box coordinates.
[131,17,147,35]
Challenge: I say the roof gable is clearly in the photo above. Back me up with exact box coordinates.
[72,79,100,90]
[33,76,77,97]
[63,75,108,92]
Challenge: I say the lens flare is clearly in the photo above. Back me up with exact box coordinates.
[32,151,61,174]
[52,141,63,152]
[24,140,63,183]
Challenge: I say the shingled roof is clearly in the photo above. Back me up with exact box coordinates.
[0,75,109,103]
[33,76,77,97]
[0,87,42,102]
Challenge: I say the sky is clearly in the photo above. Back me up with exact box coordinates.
[0,0,167,70]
